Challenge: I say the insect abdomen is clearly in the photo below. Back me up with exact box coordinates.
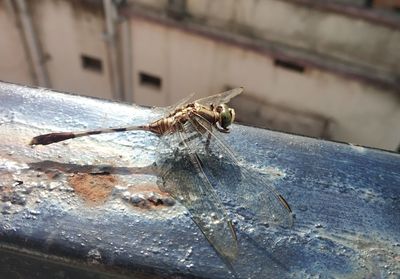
[148,118,176,135]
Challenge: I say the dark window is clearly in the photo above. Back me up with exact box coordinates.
[167,0,187,20]
[81,55,102,73]
[139,72,162,90]
[365,0,373,8]
[274,59,305,73]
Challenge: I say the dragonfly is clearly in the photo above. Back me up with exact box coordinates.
[30,87,293,261]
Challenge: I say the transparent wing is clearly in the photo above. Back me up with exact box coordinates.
[195,87,243,106]
[190,113,293,228]
[151,93,195,118]
[158,122,238,261]
[166,93,195,113]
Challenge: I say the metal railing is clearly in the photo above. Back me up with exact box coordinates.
[0,81,398,278]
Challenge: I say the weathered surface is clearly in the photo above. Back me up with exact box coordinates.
[0,81,399,278]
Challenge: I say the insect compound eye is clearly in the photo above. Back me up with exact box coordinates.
[229,108,236,123]
[219,108,233,129]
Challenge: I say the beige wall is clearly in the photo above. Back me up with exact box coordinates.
[0,0,398,150]
[30,0,113,99]
[128,0,168,10]
[0,1,33,85]
[186,0,400,76]
[130,18,400,150]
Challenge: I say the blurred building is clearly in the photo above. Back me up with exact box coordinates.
[0,0,399,150]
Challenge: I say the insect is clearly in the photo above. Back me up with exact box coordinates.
[30,87,293,261]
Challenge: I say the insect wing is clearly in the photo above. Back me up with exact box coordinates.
[191,114,293,228]
[195,87,243,106]
[171,93,195,110]
[148,93,195,121]
[166,93,195,113]
[158,122,238,261]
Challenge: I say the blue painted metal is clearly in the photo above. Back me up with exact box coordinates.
[0,81,399,278]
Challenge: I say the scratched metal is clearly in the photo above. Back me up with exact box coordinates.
[0,81,399,279]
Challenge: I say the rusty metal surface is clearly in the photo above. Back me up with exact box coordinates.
[0,81,399,278]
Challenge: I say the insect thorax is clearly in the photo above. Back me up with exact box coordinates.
[147,103,219,136]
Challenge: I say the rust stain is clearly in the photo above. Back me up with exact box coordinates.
[68,173,118,204]
[0,172,14,190]
[44,169,62,180]
[0,185,12,195]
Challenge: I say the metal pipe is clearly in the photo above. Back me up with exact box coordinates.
[120,18,133,103]
[15,0,50,87]
[0,81,399,278]
[103,0,124,101]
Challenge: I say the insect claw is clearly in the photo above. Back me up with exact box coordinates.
[216,126,230,133]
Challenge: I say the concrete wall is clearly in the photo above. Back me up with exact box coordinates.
[0,1,33,85]
[30,0,113,99]
[0,0,399,150]
[374,0,400,9]
[128,0,168,10]
[0,0,117,99]
[186,0,400,76]
[130,18,400,150]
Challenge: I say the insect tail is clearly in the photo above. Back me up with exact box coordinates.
[29,125,149,146]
